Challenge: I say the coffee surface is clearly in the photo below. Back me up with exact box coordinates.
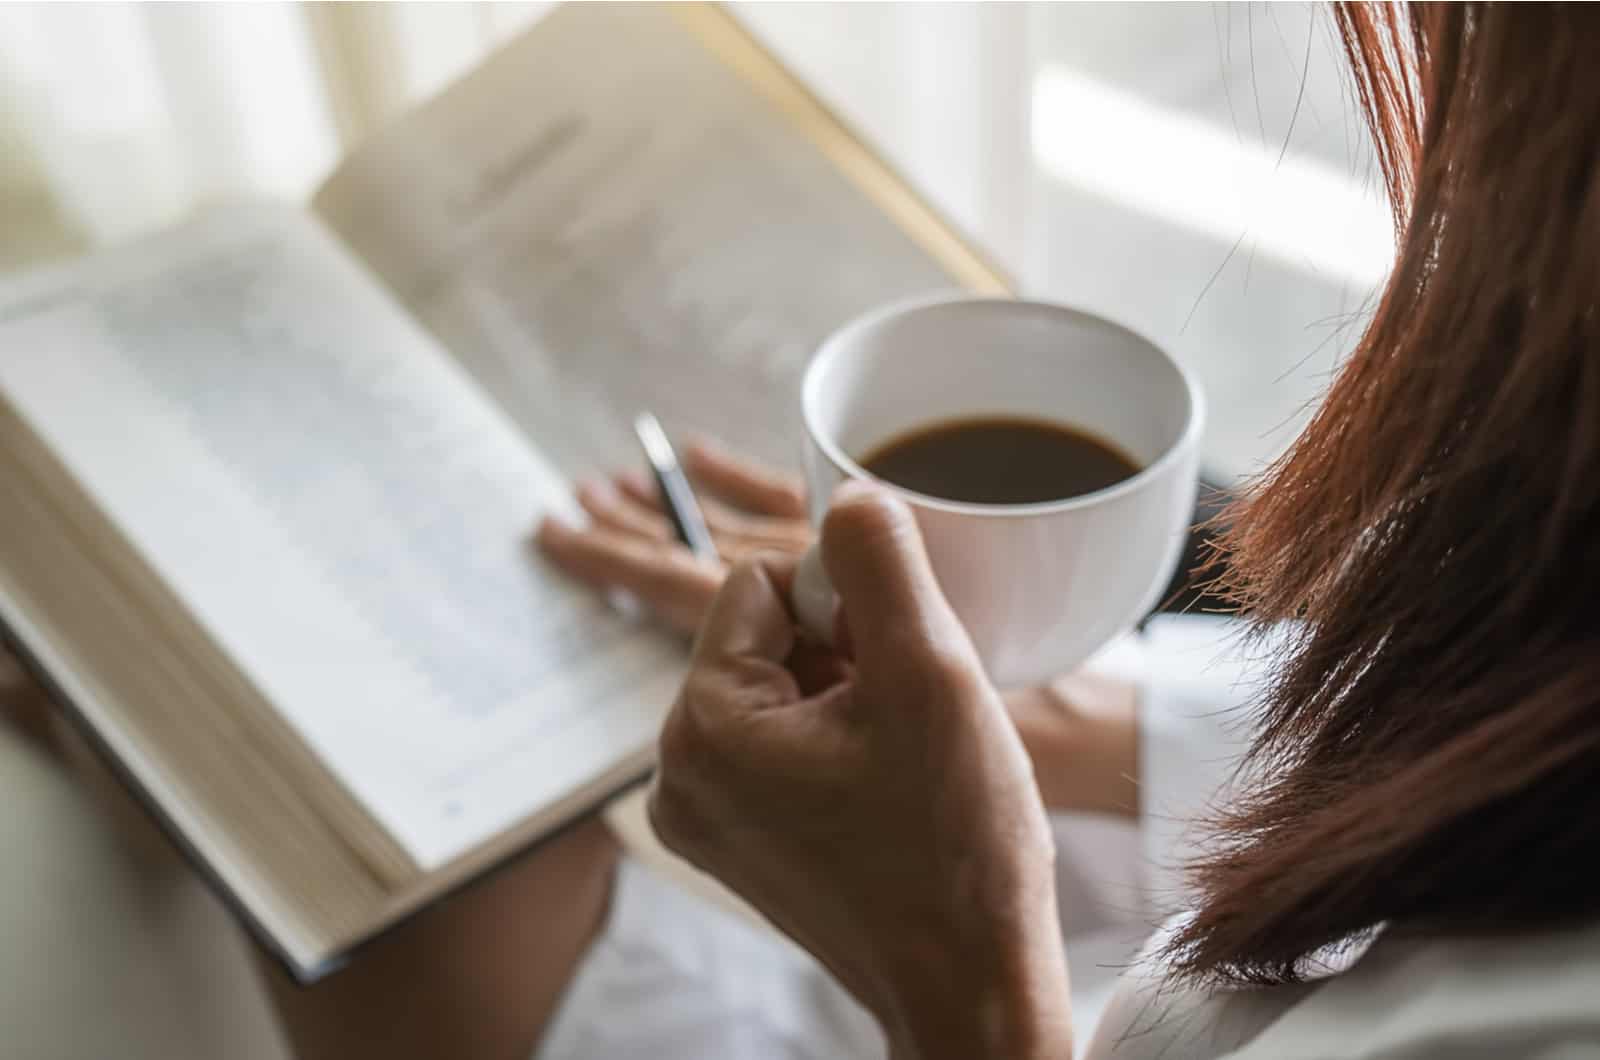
[859,416,1139,505]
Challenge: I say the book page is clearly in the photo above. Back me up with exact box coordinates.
[0,204,683,868]
[313,2,969,476]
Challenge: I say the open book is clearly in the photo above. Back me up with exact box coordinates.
[0,2,1004,981]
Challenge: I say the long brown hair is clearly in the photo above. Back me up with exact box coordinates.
[1170,2,1600,984]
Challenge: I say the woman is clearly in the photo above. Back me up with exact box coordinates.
[11,2,1600,1057]
[525,4,1600,1055]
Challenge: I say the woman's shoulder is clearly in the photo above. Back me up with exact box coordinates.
[1088,916,1600,1060]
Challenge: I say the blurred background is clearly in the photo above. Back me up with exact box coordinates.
[0,1,1386,482]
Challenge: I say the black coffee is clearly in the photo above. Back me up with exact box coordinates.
[859,416,1139,505]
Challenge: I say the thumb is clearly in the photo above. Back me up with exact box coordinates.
[693,554,798,668]
[819,481,977,672]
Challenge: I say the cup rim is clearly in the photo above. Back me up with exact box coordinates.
[801,292,1206,518]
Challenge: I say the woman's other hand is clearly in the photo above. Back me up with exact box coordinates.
[648,483,1074,1060]
[1008,673,1139,817]
[536,436,811,634]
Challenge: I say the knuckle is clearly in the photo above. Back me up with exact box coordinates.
[704,506,737,536]
[772,482,807,514]
[724,554,768,584]
[713,557,768,606]
[913,641,987,700]
[739,546,786,570]
[657,695,706,771]
[640,561,690,600]
[661,678,740,775]
[872,621,972,679]
[645,781,695,854]
[716,506,757,538]
[646,765,722,865]
[778,523,814,551]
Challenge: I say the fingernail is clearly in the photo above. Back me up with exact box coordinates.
[619,469,652,495]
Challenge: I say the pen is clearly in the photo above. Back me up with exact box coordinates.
[633,412,719,564]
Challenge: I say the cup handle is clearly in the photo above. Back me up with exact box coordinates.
[791,543,838,644]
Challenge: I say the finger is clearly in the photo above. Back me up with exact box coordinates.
[615,470,763,536]
[616,470,810,555]
[682,555,860,773]
[576,478,673,542]
[537,517,721,632]
[684,436,807,518]
[819,481,976,671]
[614,468,663,510]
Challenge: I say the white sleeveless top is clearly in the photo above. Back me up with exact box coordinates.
[1089,918,1600,1059]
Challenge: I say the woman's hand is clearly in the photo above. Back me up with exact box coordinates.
[648,483,1074,1060]
[537,436,1141,820]
[536,436,811,633]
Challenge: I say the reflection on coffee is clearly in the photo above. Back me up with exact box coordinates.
[859,416,1139,505]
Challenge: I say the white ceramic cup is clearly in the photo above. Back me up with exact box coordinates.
[793,294,1204,688]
